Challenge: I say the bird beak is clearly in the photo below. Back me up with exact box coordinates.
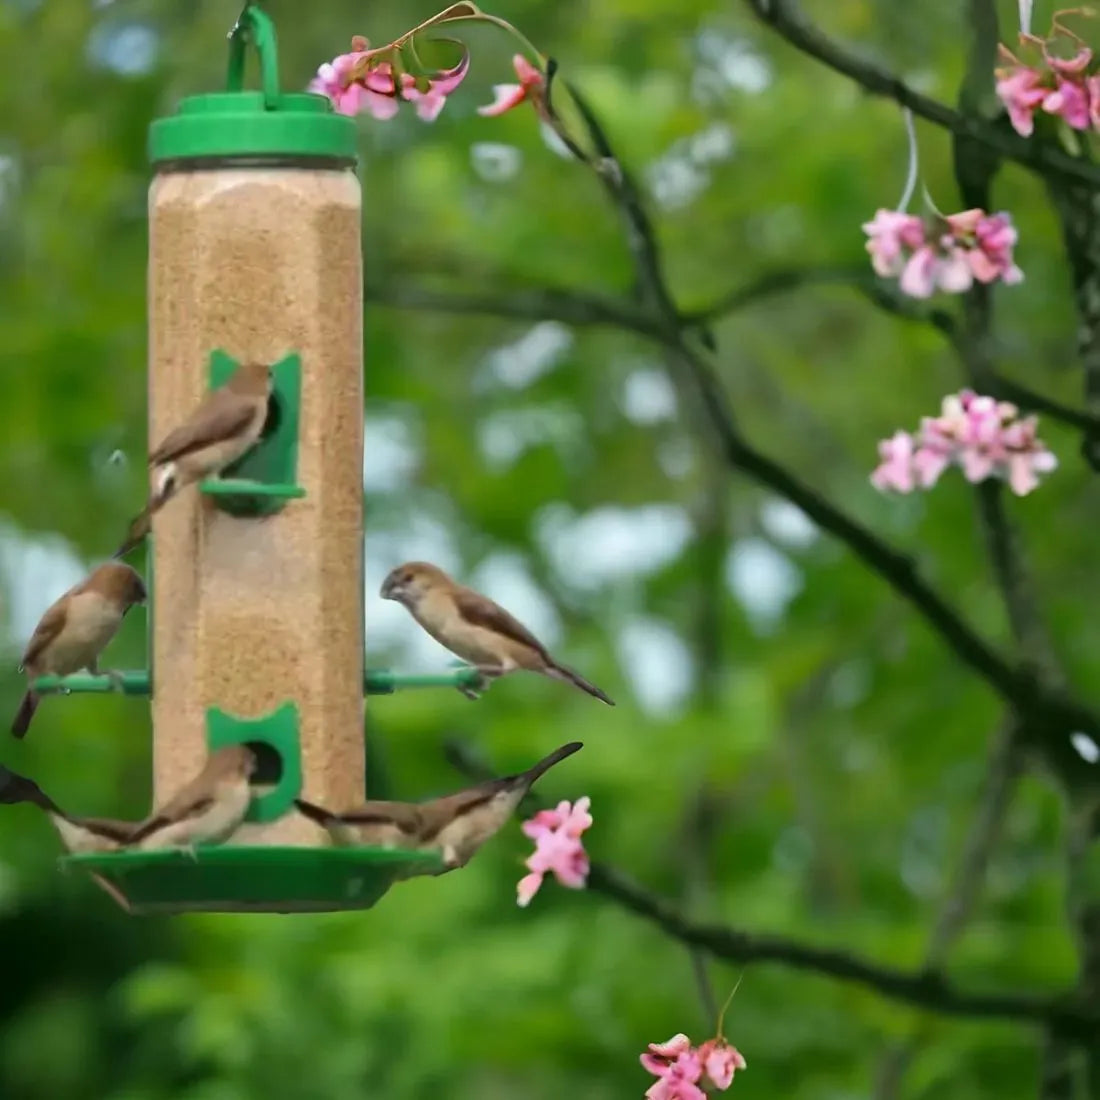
[380,575,399,601]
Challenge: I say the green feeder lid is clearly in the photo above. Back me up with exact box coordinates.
[149,5,357,165]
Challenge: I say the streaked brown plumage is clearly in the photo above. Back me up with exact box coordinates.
[114,362,272,557]
[11,561,147,738]
[127,745,256,852]
[296,740,584,869]
[380,561,614,705]
[0,765,137,854]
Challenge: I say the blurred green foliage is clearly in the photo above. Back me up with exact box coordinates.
[0,1,1094,1098]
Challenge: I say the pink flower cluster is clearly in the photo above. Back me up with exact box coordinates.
[308,36,470,122]
[641,1033,746,1099]
[310,40,544,123]
[516,796,591,907]
[872,390,1058,497]
[863,208,1023,298]
[996,33,1100,137]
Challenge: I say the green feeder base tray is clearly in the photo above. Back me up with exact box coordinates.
[62,845,445,915]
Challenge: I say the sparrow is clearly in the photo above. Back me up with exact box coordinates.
[296,739,584,870]
[126,745,257,854]
[114,361,273,557]
[12,561,147,738]
[380,562,614,705]
[0,765,136,853]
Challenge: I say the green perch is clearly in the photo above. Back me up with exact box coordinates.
[31,667,486,697]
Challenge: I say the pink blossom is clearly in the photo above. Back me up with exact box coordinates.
[936,245,976,293]
[898,245,939,299]
[969,213,1024,285]
[1046,45,1093,75]
[400,74,449,121]
[944,208,985,236]
[515,872,543,907]
[1043,75,1092,128]
[871,431,917,493]
[516,796,592,906]
[642,1038,706,1100]
[478,53,545,117]
[1088,74,1100,128]
[872,391,1057,496]
[309,36,469,123]
[995,65,1048,136]
[641,1033,746,1096]
[640,1034,694,1076]
[645,1056,707,1100]
[309,50,399,119]
[862,209,925,277]
[867,206,1024,296]
[697,1038,748,1090]
[398,49,471,122]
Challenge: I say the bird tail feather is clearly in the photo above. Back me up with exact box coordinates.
[521,741,584,787]
[544,663,615,706]
[294,798,335,825]
[114,504,154,559]
[114,465,182,559]
[11,691,39,738]
[0,764,52,809]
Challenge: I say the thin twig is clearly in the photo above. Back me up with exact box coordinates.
[743,0,1100,190]
[925,724,1023,969]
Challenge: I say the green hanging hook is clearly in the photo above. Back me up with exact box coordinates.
[226,2,281,111]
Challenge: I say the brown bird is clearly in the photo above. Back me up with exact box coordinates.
[0,765,137,854]
[114,361,273,557]
[380,562,614,705]
[12,561,147,738]
[126,745,256,854]
[296,740,584,870]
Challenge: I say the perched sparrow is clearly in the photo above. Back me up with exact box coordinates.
[0,765,136,853]
[11,562,147,738]
[296,740,583,870]
[381,562,614,705]
[126,745,256,853]
[115,361,272,557]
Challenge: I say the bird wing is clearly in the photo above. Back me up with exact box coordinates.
[417,785,500,841]
[127,786,214,844]
[338,800,424,833]
[452,589,549,657]
[20,599,69,670]
[79,817,140,844]
[148,389,259,466]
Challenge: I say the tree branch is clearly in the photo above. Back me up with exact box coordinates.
[366,279,663,338]
[372,124,1100,784]
[585,860,1093,1036]
[441,739,1097,1039]
[742,0,1100,190]
[562,73,1100,786]
[371,271,1100,438]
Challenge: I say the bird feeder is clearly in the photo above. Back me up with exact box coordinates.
[38,6,482,914]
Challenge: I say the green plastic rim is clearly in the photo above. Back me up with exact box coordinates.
[64,845,446,915]
[149,7,357,166]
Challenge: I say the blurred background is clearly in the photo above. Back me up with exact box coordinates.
[0,1,1095,1097]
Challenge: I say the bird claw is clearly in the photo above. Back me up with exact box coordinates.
[105,670,126,693]
[456,670,494,701]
